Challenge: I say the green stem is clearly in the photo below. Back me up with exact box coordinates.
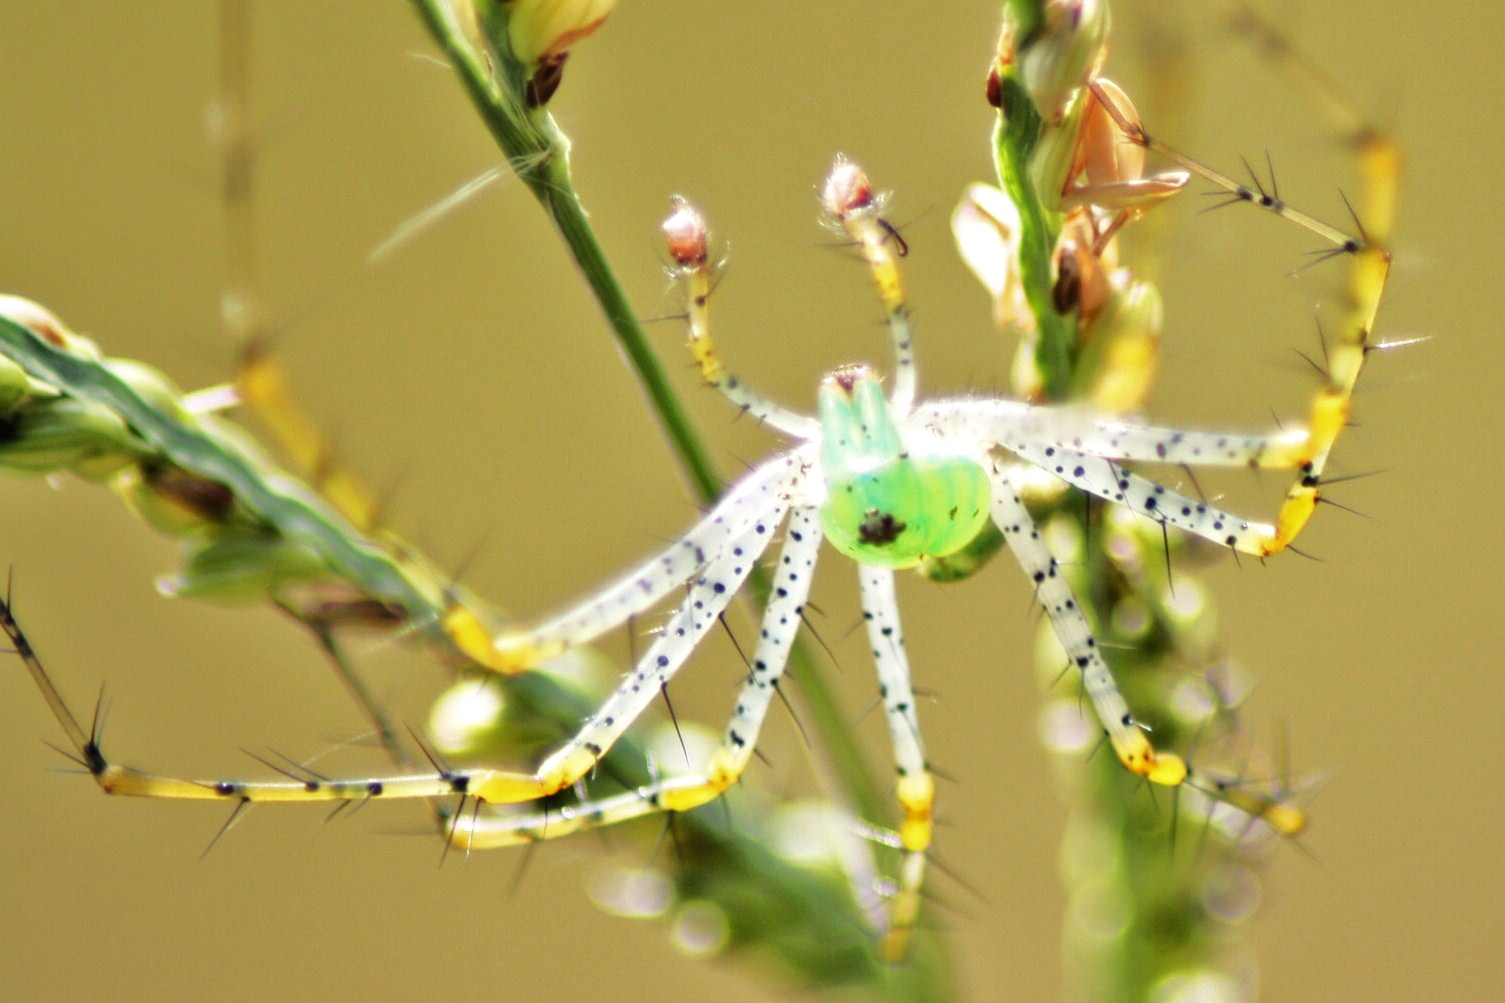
[408,0,721,499]
[1003,0,1045,40]
[996,4,1293,999]
[538,159,721,500]
[991,85,1072,400]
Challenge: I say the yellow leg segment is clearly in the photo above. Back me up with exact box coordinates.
[236,344,380,532]
[446,747,753,851]
[655,747,746,813]
[822,157,918,414]
[683,267,723,386]
[661,199,817,437]
[1112,730,1188,787]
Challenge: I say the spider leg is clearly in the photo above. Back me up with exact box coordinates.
[823,158,918,417]
[1011,444,1278,555]
[1087,77,1368,253]
[475,450,809,672]
[987,461,1187,786]
[524,504,788,801]
[4,509,784,810]
[447,508,824,848]
[923,399,1350,556]
[920,399,1317,469]
[662,199,818,439]
[856,563,934,961]
[929,144,1388,552]
[4,585,485,804]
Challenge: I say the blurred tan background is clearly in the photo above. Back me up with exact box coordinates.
[0,2,1489,1000]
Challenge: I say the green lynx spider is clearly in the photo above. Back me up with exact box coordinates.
[2,147,1386,958]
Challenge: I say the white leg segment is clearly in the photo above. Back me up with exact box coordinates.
[857,563,932,960]
[453,507,825,847]
[713,507,822,774]
[530,505,788,789]
[846,205,918,417]
[1008,443,1277,555]
[988,462,1186,785]
[488,451,809,670]
[918,399,1316,469]
[676,256,820,439]
[822,159,918,418]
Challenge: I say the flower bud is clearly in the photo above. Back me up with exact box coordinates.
[158,531,334,604]
[1027,87,1088,206]
[0,295,78,351]
[1081,279,1162,415]
[115,463,238,536]
[0,398,141,480]
[504,0,617,66]
[105,358,191,419]
[0,352,54,413]
[985,20,1016,110]
[952,182,1031,332]
[951,183,1045,400]
[428,647,613,759]
[1016,0,1110,124]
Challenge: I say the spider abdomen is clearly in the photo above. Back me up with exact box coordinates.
[821,454,990,568]
[817,365,990,567]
